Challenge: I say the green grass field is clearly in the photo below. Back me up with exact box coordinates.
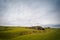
[0,26,60,40]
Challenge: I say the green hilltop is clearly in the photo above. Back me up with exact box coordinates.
[0,26,60,40]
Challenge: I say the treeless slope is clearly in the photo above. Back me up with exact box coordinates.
[11,28,60,40]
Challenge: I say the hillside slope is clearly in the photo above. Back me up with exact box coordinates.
[0,27,60,40]
[11,29,60,40]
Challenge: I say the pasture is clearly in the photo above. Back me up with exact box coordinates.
[0,26,60,40]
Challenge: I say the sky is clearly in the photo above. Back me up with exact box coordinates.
[0,0,60,26]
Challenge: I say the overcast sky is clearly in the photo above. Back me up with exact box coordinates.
[0,0,60,26]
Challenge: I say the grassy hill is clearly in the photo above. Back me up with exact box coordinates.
[0,26,60,40]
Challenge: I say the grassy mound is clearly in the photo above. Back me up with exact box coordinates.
[11,29,60,40]
[0,27,60,40]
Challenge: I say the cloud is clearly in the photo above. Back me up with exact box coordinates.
[0,0,60,26]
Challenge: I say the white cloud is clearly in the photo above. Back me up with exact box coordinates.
[0,0,60,26]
